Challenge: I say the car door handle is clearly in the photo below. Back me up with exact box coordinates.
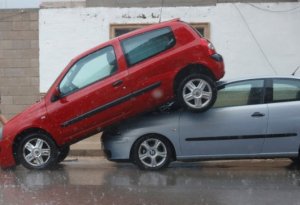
[112,80,123,87]
[251,112,265,117]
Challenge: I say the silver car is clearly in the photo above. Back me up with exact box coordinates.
[102,76,300,170]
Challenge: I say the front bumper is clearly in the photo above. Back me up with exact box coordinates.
[101,132,133,161]
[0,128,17,169]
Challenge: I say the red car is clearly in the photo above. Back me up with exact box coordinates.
[0,19,224,170]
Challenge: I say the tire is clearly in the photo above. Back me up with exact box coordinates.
[177,73,217,112]
[290,157,300,164]
[17,132,59,170]
[58,146,70,163]
[132,135,173,170]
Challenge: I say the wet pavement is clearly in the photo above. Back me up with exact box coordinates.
[1,157,300,205]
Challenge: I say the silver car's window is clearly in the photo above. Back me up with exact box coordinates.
[214,80,264,108]
[59,46,117,96]
[273,79,300,102]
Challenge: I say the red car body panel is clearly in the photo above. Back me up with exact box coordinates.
[0,19,224,168]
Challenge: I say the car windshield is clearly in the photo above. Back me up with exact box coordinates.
[59,46,117,96]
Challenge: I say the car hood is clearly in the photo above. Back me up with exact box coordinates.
[107,111,180,134]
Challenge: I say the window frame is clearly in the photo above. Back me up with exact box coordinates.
[58,45,118,98]
[110,24,151,39]
[189,23,210,39]
[120,26,176,67]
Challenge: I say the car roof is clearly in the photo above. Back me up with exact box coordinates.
[68,19,182,64]
[218,75,300,86]
[117,18,181,41]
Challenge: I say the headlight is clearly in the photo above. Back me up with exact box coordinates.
[0,127,3,141]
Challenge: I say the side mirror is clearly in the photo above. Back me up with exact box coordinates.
[51,87,61,102]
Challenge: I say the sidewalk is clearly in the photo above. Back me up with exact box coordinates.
[69,133,104,156]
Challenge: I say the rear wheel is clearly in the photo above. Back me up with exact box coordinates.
[17,133,59,170]
[132,135,172,170]
[177,74,217,112]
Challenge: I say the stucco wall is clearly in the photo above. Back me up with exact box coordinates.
[39,3,300,92]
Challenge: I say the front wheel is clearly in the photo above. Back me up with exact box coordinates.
[177,74,217,112]
[132,135,172,170]
[58,146,70,163]
[17,133,59,170]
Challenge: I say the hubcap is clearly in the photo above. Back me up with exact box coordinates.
[138,138,167,168]
[23,138,51,167]
[182,79,212,109]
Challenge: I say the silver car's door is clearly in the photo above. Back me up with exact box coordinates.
[179,79,268,157]
[263,78,300,155]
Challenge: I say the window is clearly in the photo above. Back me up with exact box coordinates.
[110,23,210,39]
[214,80,264,108]
[59,46,117,96]
[121,27,175,66]
[110,24,150,39]
[273,79,300,102]
[189,23,210,38]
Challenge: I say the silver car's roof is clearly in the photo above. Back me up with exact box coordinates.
[218,75,300,86]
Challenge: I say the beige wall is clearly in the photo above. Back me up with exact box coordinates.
[0,9,39,120]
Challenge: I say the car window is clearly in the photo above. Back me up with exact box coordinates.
[273,79,300,102]
[121,27,175,66]
[59,46,117,96]
[214,80,264,108]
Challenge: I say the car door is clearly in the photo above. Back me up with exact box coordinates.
[179,79,268,157]
[46,43,131,142]
[263,78,300,155]
[119,27,177,115]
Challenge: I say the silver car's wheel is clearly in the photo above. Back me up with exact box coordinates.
[177,74,217,112]
[23,138,51,167]
[133,135,172,170]
[17,133,59,170]
[138,138,167,168]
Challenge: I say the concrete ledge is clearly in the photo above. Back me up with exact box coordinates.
[69,133,103,156]
[41,1,86,9]
[69,149,104,156]
[86,0,297,8]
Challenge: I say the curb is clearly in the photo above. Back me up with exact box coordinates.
[69,149,104,157]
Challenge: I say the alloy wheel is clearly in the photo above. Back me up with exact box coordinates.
[182,79,212,109]
[23,138,51,167]
[138,138,167,168]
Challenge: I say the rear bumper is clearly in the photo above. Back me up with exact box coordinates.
[211,53,223,62]
[207,53,225,80]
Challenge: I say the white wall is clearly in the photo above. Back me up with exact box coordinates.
[39,3,300,92]
[0,0,40,9]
